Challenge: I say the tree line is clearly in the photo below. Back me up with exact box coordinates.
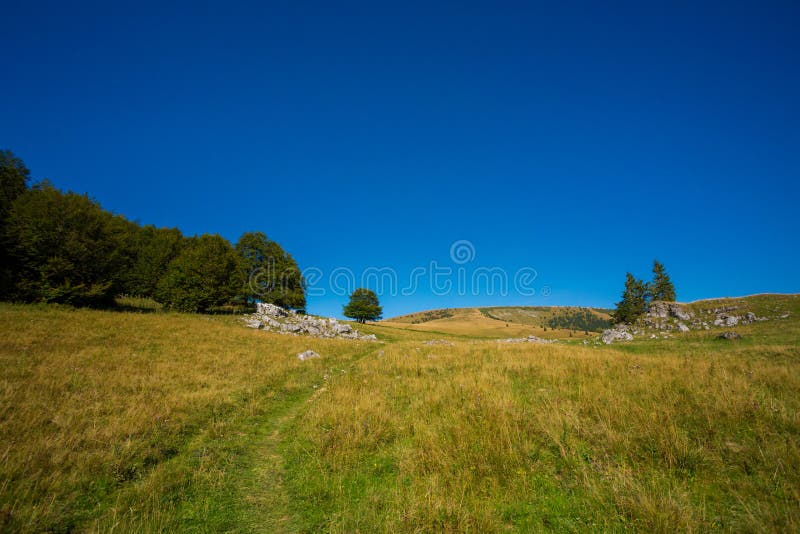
[0,150,304,312]
[612,260,676,324]
[546,308,611,333]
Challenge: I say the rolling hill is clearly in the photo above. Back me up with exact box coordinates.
[380,305,613,339]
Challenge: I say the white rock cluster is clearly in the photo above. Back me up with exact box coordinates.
[244,302,377,340]
[600,302,777,344]
[645,302,764,332]
[498,335,557,344]
[601,327,634,344]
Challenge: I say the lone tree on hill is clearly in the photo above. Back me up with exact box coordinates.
[343,288,382,323]
[649,259,676,302]
[612,273,648,324]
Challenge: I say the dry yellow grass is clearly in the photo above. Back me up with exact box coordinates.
[379,307,591,339]
[287,336,800,532]
[1,296,799,532]
[0,304,375,532]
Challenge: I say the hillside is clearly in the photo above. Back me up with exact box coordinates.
[381,305,613,339]
[0,294,798,531]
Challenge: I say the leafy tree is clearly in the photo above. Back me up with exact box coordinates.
[124,226,185,297]
[0,150,31,297]
[649,259,676,302]
[155,234,240,312]
[612,273,648,324]
[0,150,29,222]
[4,183,127,306]
[235,232,305,309]
[343,288,382,323]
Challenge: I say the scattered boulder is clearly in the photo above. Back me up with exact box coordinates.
[646,301,694,322]
[677,322,690,332]
[297,350,321,361]
[423,339,456,346]
[648,301,669,319]
[499,335,556,344]
[669,303,693,321]
[257,302,289,317]
[717,331,741,340]
[334,323,353,334]
[713,314,739,327]
[601,327,634,344]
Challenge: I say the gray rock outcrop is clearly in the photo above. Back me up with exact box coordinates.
[244,303,377,340]
[601,327,634,344]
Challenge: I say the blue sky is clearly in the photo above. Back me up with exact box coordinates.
[2,1,798,317]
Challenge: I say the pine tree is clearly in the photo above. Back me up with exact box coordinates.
[612,273,648,324]
[650,260,676,302]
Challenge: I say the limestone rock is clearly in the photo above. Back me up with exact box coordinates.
[601,327,634,344]
[244,303,378,340]
[713,314,739,327]
[297,350,321,361]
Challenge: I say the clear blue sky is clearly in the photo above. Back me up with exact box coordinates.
[2,1,798,317]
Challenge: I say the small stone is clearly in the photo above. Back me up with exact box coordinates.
[717,331,741,340]
[297,350,321,361]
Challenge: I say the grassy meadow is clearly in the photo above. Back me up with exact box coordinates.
[380,306,602,340]
[1,295,799,532]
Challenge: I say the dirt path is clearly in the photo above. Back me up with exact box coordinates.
[226,346,376,532]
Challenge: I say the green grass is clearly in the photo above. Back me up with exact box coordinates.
[1,295,799,532]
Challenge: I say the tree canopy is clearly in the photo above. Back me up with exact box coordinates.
[235,231,305,310]
[155,235,241,312]
[649,260,676,302]
[612,273,648,324]
[0,150,305,312]
[0,150,31,297]
[612,261,678,324]
[343,288,382,323]
[4,183,129,306]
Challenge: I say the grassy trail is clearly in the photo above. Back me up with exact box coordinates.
[220,349,376,533]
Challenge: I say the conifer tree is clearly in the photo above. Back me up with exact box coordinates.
[612,273,648,324]
[650,259,676,302]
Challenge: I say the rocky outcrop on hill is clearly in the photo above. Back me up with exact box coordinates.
[244,302,377,340]
[597,300,778,344]
[601,326,634,344]
[643,302,765,333]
